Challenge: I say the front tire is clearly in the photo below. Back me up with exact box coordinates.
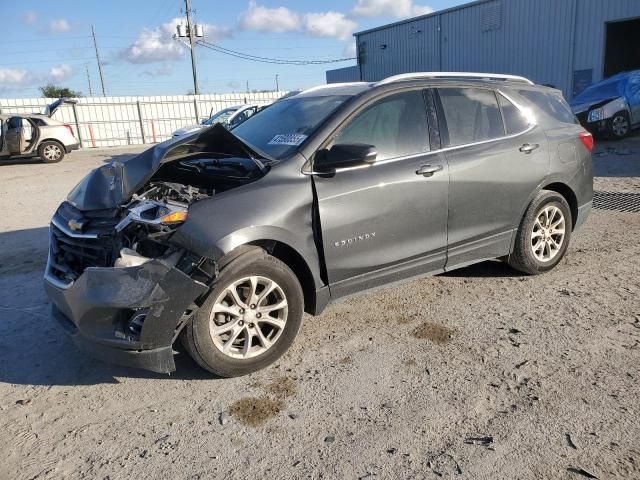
[607,111,630,140]
[509,190,572,275]
[182,251,304,377]
[38,141,65,163]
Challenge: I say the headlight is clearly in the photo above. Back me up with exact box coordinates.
[587,107,604,123]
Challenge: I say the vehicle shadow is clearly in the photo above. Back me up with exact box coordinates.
[0,226,218,387]
[443,259,523,278]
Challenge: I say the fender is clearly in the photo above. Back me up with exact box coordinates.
[170,159,326,291]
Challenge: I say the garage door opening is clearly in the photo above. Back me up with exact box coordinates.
[604,17,640,78]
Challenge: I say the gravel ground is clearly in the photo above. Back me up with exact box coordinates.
[1,135,639,480]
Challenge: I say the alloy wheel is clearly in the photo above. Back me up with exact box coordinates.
[612,115,629,137]
[531,205,565,262]
[43,144,62,161]
[209,275,288,359]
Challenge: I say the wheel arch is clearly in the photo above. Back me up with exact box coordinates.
[38,138,66,154]
[246,239,318,315]
[540,182,578,229]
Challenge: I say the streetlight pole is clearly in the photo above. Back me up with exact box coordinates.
[275,74,279,92]
[91,25,106,96]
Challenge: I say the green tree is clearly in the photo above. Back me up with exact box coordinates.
[39,84,82,98]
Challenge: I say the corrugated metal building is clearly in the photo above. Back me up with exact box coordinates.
[326,0,640,99]
[325,65,360,84]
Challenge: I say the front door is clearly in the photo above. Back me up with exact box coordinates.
[435,87,549,267]
[5,116,26,155]
[312,89,449,298]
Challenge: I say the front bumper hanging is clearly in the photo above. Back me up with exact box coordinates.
[44,256,207,373]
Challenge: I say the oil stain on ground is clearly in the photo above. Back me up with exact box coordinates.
[264,376,298,399]
[412,322,455,345]
[229,397,284,427]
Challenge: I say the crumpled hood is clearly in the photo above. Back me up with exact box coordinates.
[67,124,264,211]
[173,124,205,136]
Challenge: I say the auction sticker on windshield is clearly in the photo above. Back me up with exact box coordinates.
[268,134,308,146]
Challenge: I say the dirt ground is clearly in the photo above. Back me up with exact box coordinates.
[1,134,639,480]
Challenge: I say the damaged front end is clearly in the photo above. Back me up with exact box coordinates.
[44,124,270,373]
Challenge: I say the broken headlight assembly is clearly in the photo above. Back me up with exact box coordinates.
[116,200,188,232]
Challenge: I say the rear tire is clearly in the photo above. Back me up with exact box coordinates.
[181,250,304,377]
[607,111,630,140]
[508,190,572,275]
[38,141,65,163]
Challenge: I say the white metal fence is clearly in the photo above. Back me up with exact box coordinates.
[0,92,286,148]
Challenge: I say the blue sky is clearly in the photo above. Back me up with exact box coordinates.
[0,0,466,98]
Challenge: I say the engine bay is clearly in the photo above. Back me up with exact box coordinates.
[115,154,266,262]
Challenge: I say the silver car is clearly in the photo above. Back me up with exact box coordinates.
[0,100,79,163]
[172,104,265,137]
[45,72,593,377]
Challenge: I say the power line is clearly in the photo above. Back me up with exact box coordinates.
[197,40,356,65]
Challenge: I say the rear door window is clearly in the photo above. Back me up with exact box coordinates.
[333,90,429,161]
[436,88,505,147]
[497,93,530,134]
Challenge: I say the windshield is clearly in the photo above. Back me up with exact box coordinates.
[231,95,350,159]
[203,107,238,125]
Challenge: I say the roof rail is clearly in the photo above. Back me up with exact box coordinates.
[300,82,368,95]
[376,72,535,86]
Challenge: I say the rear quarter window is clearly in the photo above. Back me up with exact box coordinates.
[517,90,578,124]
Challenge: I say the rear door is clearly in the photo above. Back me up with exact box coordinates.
[435,87,548,268]
[312,89,449,297]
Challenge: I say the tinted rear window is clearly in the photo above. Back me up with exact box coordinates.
[437,88,505,147]
[518,90,578,124]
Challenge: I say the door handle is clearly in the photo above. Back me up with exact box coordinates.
[416,164,443,177]
[519,143,540,154]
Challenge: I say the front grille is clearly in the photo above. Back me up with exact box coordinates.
[47,203,121,285]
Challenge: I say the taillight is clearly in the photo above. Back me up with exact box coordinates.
[64,124,76,138]
[579,131,593,152]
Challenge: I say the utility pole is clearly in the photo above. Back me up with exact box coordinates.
[85,64,93,96]
[275,74,279,92]
[184,0,199,95]
[91,25,106,96]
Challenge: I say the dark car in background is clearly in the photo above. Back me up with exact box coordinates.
[570,70,640,139]
[44,73,593,377]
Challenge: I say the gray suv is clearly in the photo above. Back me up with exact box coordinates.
[44,73,593,377]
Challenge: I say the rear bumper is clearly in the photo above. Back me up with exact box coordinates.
[44,256,207,373]
[65,142,80,153]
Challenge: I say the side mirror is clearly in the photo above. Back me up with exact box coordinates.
[314,143,377,174]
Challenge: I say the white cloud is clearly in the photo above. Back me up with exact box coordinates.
[352,0,434,18]
[239,1,301,33]
[48,64,73,82]
[49,19,71,33]
[22,11,38,25]
[411,4,435,15]
[343,42,357,58]
[0,68,33,86]
[303,12,357,41]
[121,17,231,64]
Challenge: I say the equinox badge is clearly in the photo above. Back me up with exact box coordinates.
[334,232,376,247]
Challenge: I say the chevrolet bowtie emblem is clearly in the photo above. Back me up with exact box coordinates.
[68,219,84,232]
